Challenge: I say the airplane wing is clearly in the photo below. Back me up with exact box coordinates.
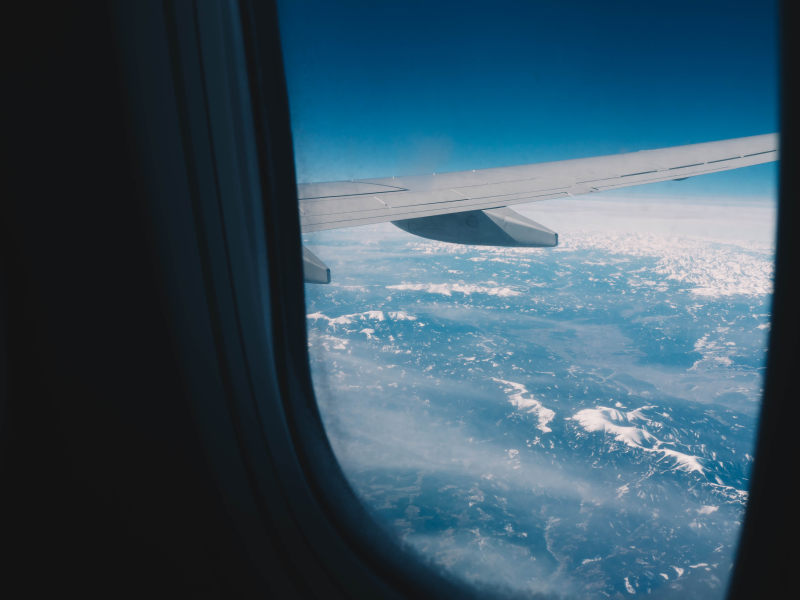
[298,133,778,282]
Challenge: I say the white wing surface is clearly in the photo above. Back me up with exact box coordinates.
[299,134,777,233]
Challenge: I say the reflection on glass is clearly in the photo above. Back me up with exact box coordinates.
[278,1,778,597]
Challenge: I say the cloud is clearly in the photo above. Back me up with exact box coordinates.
[387,282,522,297]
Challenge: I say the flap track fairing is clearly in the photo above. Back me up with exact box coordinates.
[302,246,331,284]
[392,207,558,247]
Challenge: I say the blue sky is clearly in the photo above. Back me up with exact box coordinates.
[276,0,778,198]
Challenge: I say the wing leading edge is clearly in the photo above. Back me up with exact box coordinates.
[299,134,778,233]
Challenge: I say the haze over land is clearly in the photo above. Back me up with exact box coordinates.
[304,193,774,598]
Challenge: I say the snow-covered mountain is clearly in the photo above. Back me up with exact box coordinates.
[303,195,772,598]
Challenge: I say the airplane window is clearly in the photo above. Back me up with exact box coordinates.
[277,1,778,597]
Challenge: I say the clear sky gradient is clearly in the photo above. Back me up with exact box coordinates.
[276,0,778,198]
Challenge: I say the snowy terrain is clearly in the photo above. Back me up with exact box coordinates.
[303,194,774,599]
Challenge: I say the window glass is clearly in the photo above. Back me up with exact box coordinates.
[277,1,778,597]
